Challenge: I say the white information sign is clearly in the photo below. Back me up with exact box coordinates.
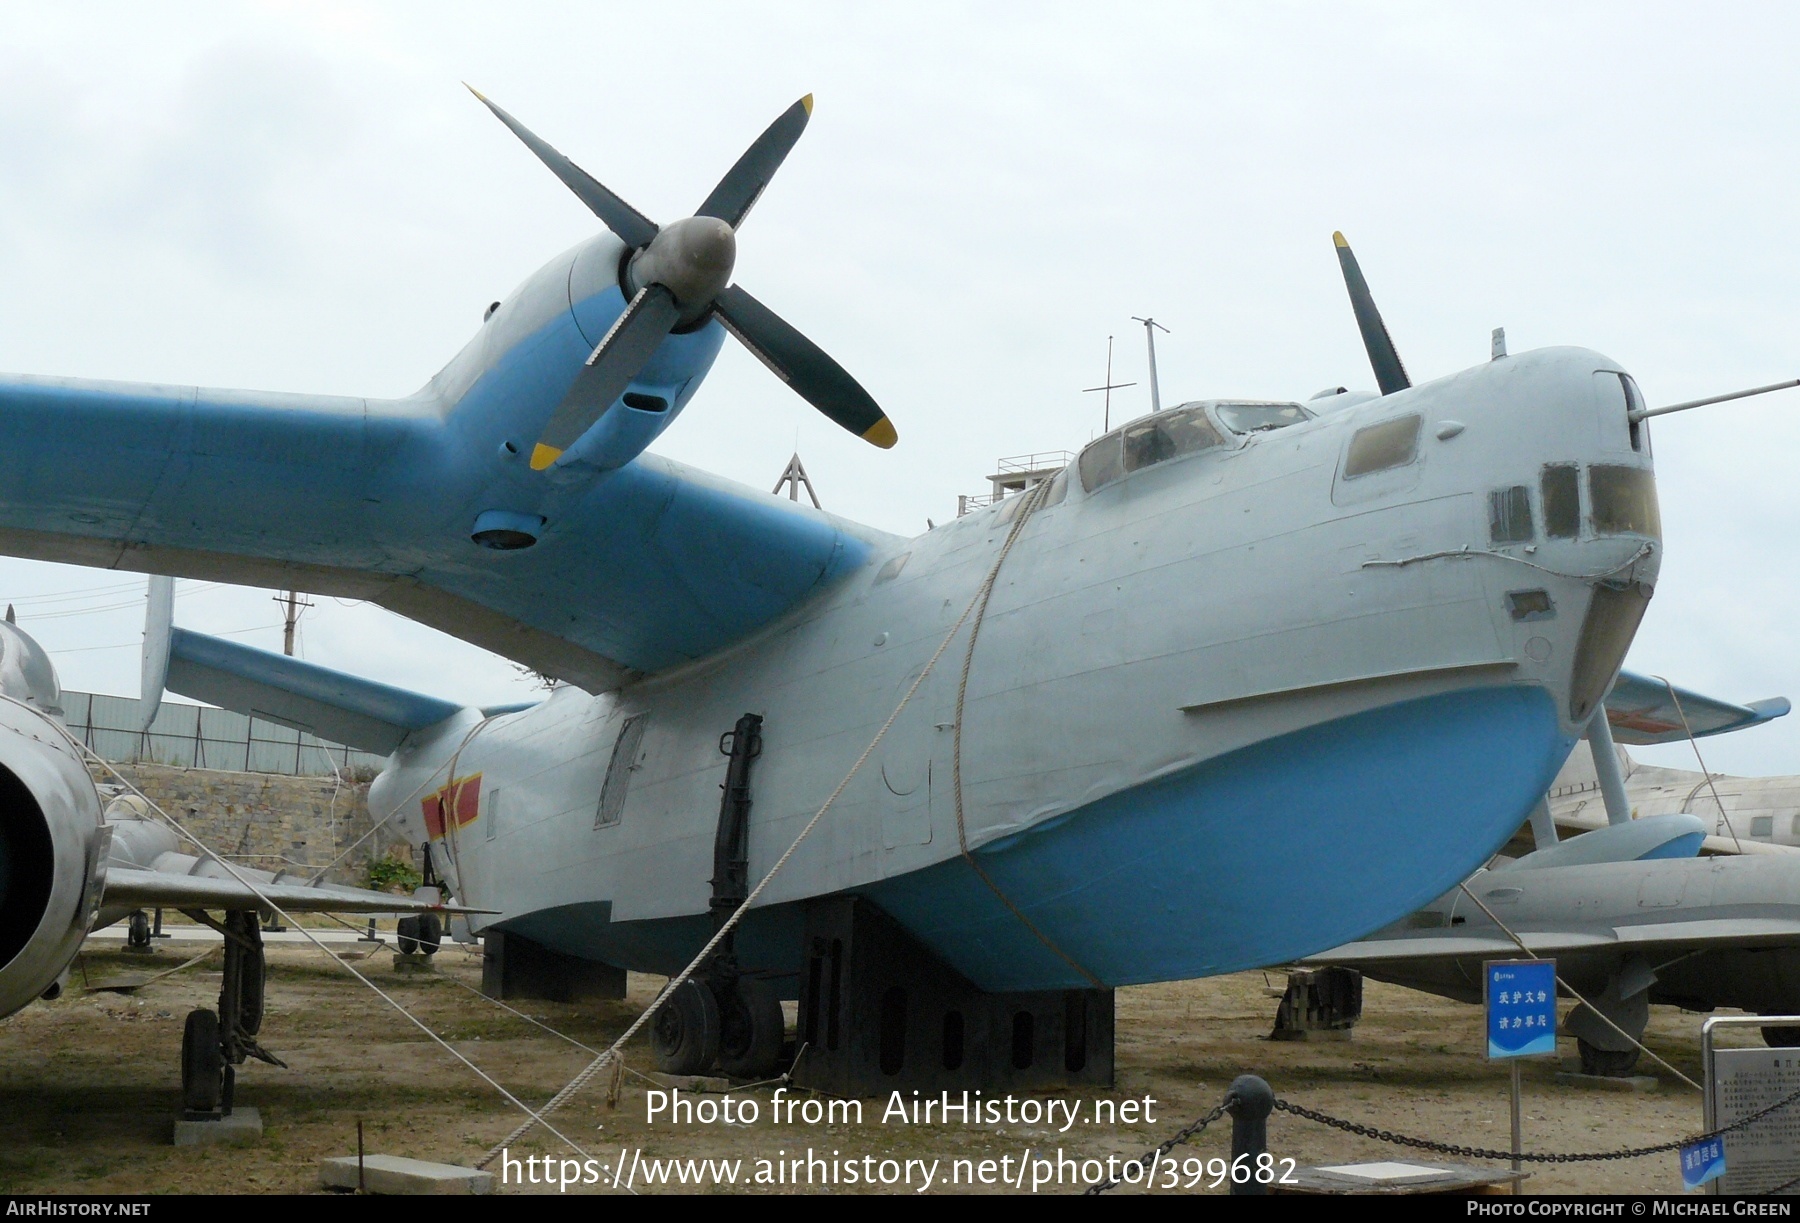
[1709,1047,1800,1196]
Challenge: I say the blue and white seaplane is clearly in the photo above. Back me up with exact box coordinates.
[0,93,1692,1097]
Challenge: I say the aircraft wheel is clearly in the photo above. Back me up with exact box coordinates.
[652,980,720,1076]
[181,1009,224,1114]
[1762,1022,1800,1048]
[718,977,785,1080]
[397,914,441,956]
[126,911,152,949]
[1577,1038,1640,1077]
[417,913,442,956]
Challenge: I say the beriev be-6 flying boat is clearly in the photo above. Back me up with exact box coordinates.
[0,94,1681,1094]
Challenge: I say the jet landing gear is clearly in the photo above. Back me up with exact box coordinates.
[1564,965,1651,1078]
[651,713,788,1082]
[178,909,286,1118]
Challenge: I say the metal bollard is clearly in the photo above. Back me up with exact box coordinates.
[1227,1074,1275,1196]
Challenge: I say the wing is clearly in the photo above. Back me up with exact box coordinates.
[1311,917,1800,966]
[100,867,472,915]
[1604,670,1790,744]
[0,373,885,691]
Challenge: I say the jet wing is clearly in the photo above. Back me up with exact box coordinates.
[100,867,472,915]
[1603,670,1790,745]
[1310,916,1800,965]
[0,375,883,692]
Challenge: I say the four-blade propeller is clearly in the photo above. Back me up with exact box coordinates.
[469,88,897,470]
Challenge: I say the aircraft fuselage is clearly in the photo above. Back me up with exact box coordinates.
[369,251,1664,991]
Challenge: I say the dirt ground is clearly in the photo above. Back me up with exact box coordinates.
[0,930,1772,1196]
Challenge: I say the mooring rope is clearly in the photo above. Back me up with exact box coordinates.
[471,493,1058,1167]
[8,697,598,1166]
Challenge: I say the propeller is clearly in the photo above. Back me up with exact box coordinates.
[1332,231,1411,397]
[468,88,897,470]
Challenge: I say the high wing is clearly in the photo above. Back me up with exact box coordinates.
[0,372,885,691]
[1602,669,1790,744]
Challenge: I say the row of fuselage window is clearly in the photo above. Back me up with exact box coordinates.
[1488,463,1661,546]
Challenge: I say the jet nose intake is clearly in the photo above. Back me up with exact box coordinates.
[628,216,737,321]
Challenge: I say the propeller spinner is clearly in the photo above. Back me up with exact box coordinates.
[469,89,897,470]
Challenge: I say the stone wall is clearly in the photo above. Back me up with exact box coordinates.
[93,761,401,887]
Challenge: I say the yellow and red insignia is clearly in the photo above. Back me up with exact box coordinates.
[422,774,481,840]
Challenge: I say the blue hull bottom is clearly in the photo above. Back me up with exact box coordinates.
[505,685,1572,992]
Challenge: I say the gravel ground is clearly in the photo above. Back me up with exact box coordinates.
[0,935,1774,1195]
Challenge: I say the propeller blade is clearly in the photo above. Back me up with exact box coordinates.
[714,284,896,448]
[1332,231,1411,396]
[531,284,681,470]
[695,95,813,230]
[467,86,660,250]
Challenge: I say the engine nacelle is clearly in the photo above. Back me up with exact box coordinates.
[0,625,105,1016]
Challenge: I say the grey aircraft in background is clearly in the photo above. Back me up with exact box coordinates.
[1304,674,1800,1075]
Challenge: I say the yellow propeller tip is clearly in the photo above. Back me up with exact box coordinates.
[529,443,563,471]
[800,94,814,116]
[861,417,897,449]
[464,82,488,102]
[1332,231,1349,248]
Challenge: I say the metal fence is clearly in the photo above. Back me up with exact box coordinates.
[61,690,387,777]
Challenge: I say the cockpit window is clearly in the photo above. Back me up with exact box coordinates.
[1342,415,1421,479]
[1215,402,1312,434]
[1589,465,1660,537]
[1078,404,1225,492]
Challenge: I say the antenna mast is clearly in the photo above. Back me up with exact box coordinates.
[1131,316,1170,413]
[1082,336,1137,432]
[771,452,822,508]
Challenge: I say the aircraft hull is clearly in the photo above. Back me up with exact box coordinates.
[492,682,1570,992]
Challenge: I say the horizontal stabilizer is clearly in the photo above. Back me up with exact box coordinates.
[166,628,462,756]
[1604,670,1790,745]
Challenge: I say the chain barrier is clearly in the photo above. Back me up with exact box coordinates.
[1084,1096,1235,1195]
[1086,1079,1800,1194]
[1274,1084,1800,1165]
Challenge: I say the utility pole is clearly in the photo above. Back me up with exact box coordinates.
[1082,336,1137,432]
[275,590,312,657]
[1131,316,1169,413]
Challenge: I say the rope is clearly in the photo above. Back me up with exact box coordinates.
[1456,881,1703,1092]
[472,498,1051,1168]
[1651,674,1744,854]
[302,713,496,885]
[950,482,1103,987]
[22,701,597,1165]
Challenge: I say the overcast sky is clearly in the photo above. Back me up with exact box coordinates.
[0,2,1797,774]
